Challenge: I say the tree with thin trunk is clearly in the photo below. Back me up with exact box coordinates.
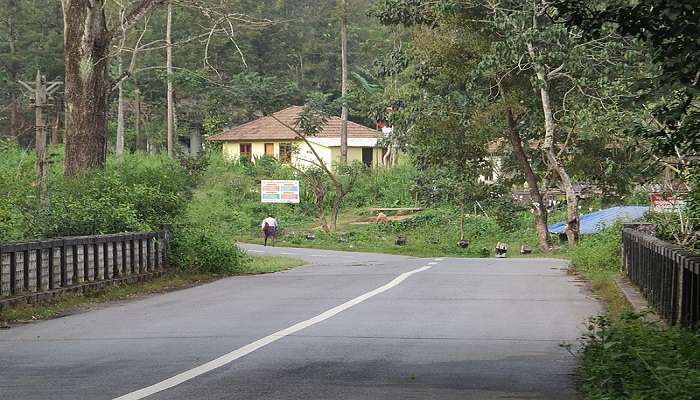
[271,107,358,232]
[6,0,18,140]
[166,1,176,158]
[497,80,552,250]
[61,0,164,177]
[339,0,349,162]
[476,0,626,245]
[115,7,148,158]
[132,89,146,151]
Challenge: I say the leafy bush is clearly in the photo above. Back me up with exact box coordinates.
[169,222,246,274]
[32,153,192,238]
[35,175,149,237]
[580,314,700,400]
[644,211,698,251]
[486,196,529,232]
[568,224,622,277]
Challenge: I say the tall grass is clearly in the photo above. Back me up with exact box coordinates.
[580,314,700,400]
[344,162,418,208]
[568,224,622,279]
[0,140,37,241]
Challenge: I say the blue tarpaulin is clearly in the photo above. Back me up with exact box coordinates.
[548,206,649,235]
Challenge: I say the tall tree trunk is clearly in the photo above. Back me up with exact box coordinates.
[116,49,126,158]
[166,2,176,158]
[10,93,18,139]
[459,202,465,241]
[383,145,391,167]
[309,174,330,232]
[498,81,552,251]
[62,1,111,176]
[134,89,146,151]
[527,41,580,245]
[62,0,161,175]
[8,0,18,139]
[539,81,579,244]
[51,103,60,144]
[330,186,345,231]
[339,0,348,162]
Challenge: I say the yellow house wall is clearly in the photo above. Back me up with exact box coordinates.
[221,140,384,168]
[293,141,333,169]
[331,147,384,167]
[223,141,287,160]
[222,142,240,159]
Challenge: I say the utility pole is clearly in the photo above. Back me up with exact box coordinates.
[18,71,62,197]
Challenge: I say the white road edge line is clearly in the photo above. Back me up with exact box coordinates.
[248,250,264,253]
[112,265,433,400]
[428,262,437,265]
[435,258,446,262]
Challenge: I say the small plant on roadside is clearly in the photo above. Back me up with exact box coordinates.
[568,224,622,277]
[169,222,247,274]
[579,314,700,400]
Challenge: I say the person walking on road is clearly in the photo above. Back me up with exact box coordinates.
[261,214,278,246]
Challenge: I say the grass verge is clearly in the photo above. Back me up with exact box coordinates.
[0,255,303,326]
[567,225,700,400]
[241,255,305,274]
[240,209,544,258]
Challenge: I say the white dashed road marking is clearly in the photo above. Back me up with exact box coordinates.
[112,265,433,400]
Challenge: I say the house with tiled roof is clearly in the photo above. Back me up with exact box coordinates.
[207,106,384,168]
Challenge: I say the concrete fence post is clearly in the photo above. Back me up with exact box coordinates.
[1,248,10,296]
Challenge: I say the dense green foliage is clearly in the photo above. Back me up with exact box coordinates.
[37,154,193,237]
[555,0,699,157]
[568,224,622,279]
[0,141,253,273]
[580,314,700,400]
[0,140,37,241]
[0,0,396,147]
[0,141,193,240]
[169,222,247,274]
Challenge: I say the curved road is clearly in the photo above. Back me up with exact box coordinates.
[0,244,600,400]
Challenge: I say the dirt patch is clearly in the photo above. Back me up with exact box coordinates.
[350,214,415,225]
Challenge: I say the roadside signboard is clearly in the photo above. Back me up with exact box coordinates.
[650,193,686,212]
[261,180,300,204]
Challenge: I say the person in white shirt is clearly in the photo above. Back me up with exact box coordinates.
[261,215,278,246]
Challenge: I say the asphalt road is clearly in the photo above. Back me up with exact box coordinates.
[0,244,601,400]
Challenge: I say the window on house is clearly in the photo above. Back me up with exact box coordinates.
[240,143,252,160]
[279,143,293,163]
[264,143,274,156]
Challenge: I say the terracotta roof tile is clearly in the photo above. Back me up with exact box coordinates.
[207,105,379,141]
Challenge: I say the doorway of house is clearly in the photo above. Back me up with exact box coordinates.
[362,147,373,167]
